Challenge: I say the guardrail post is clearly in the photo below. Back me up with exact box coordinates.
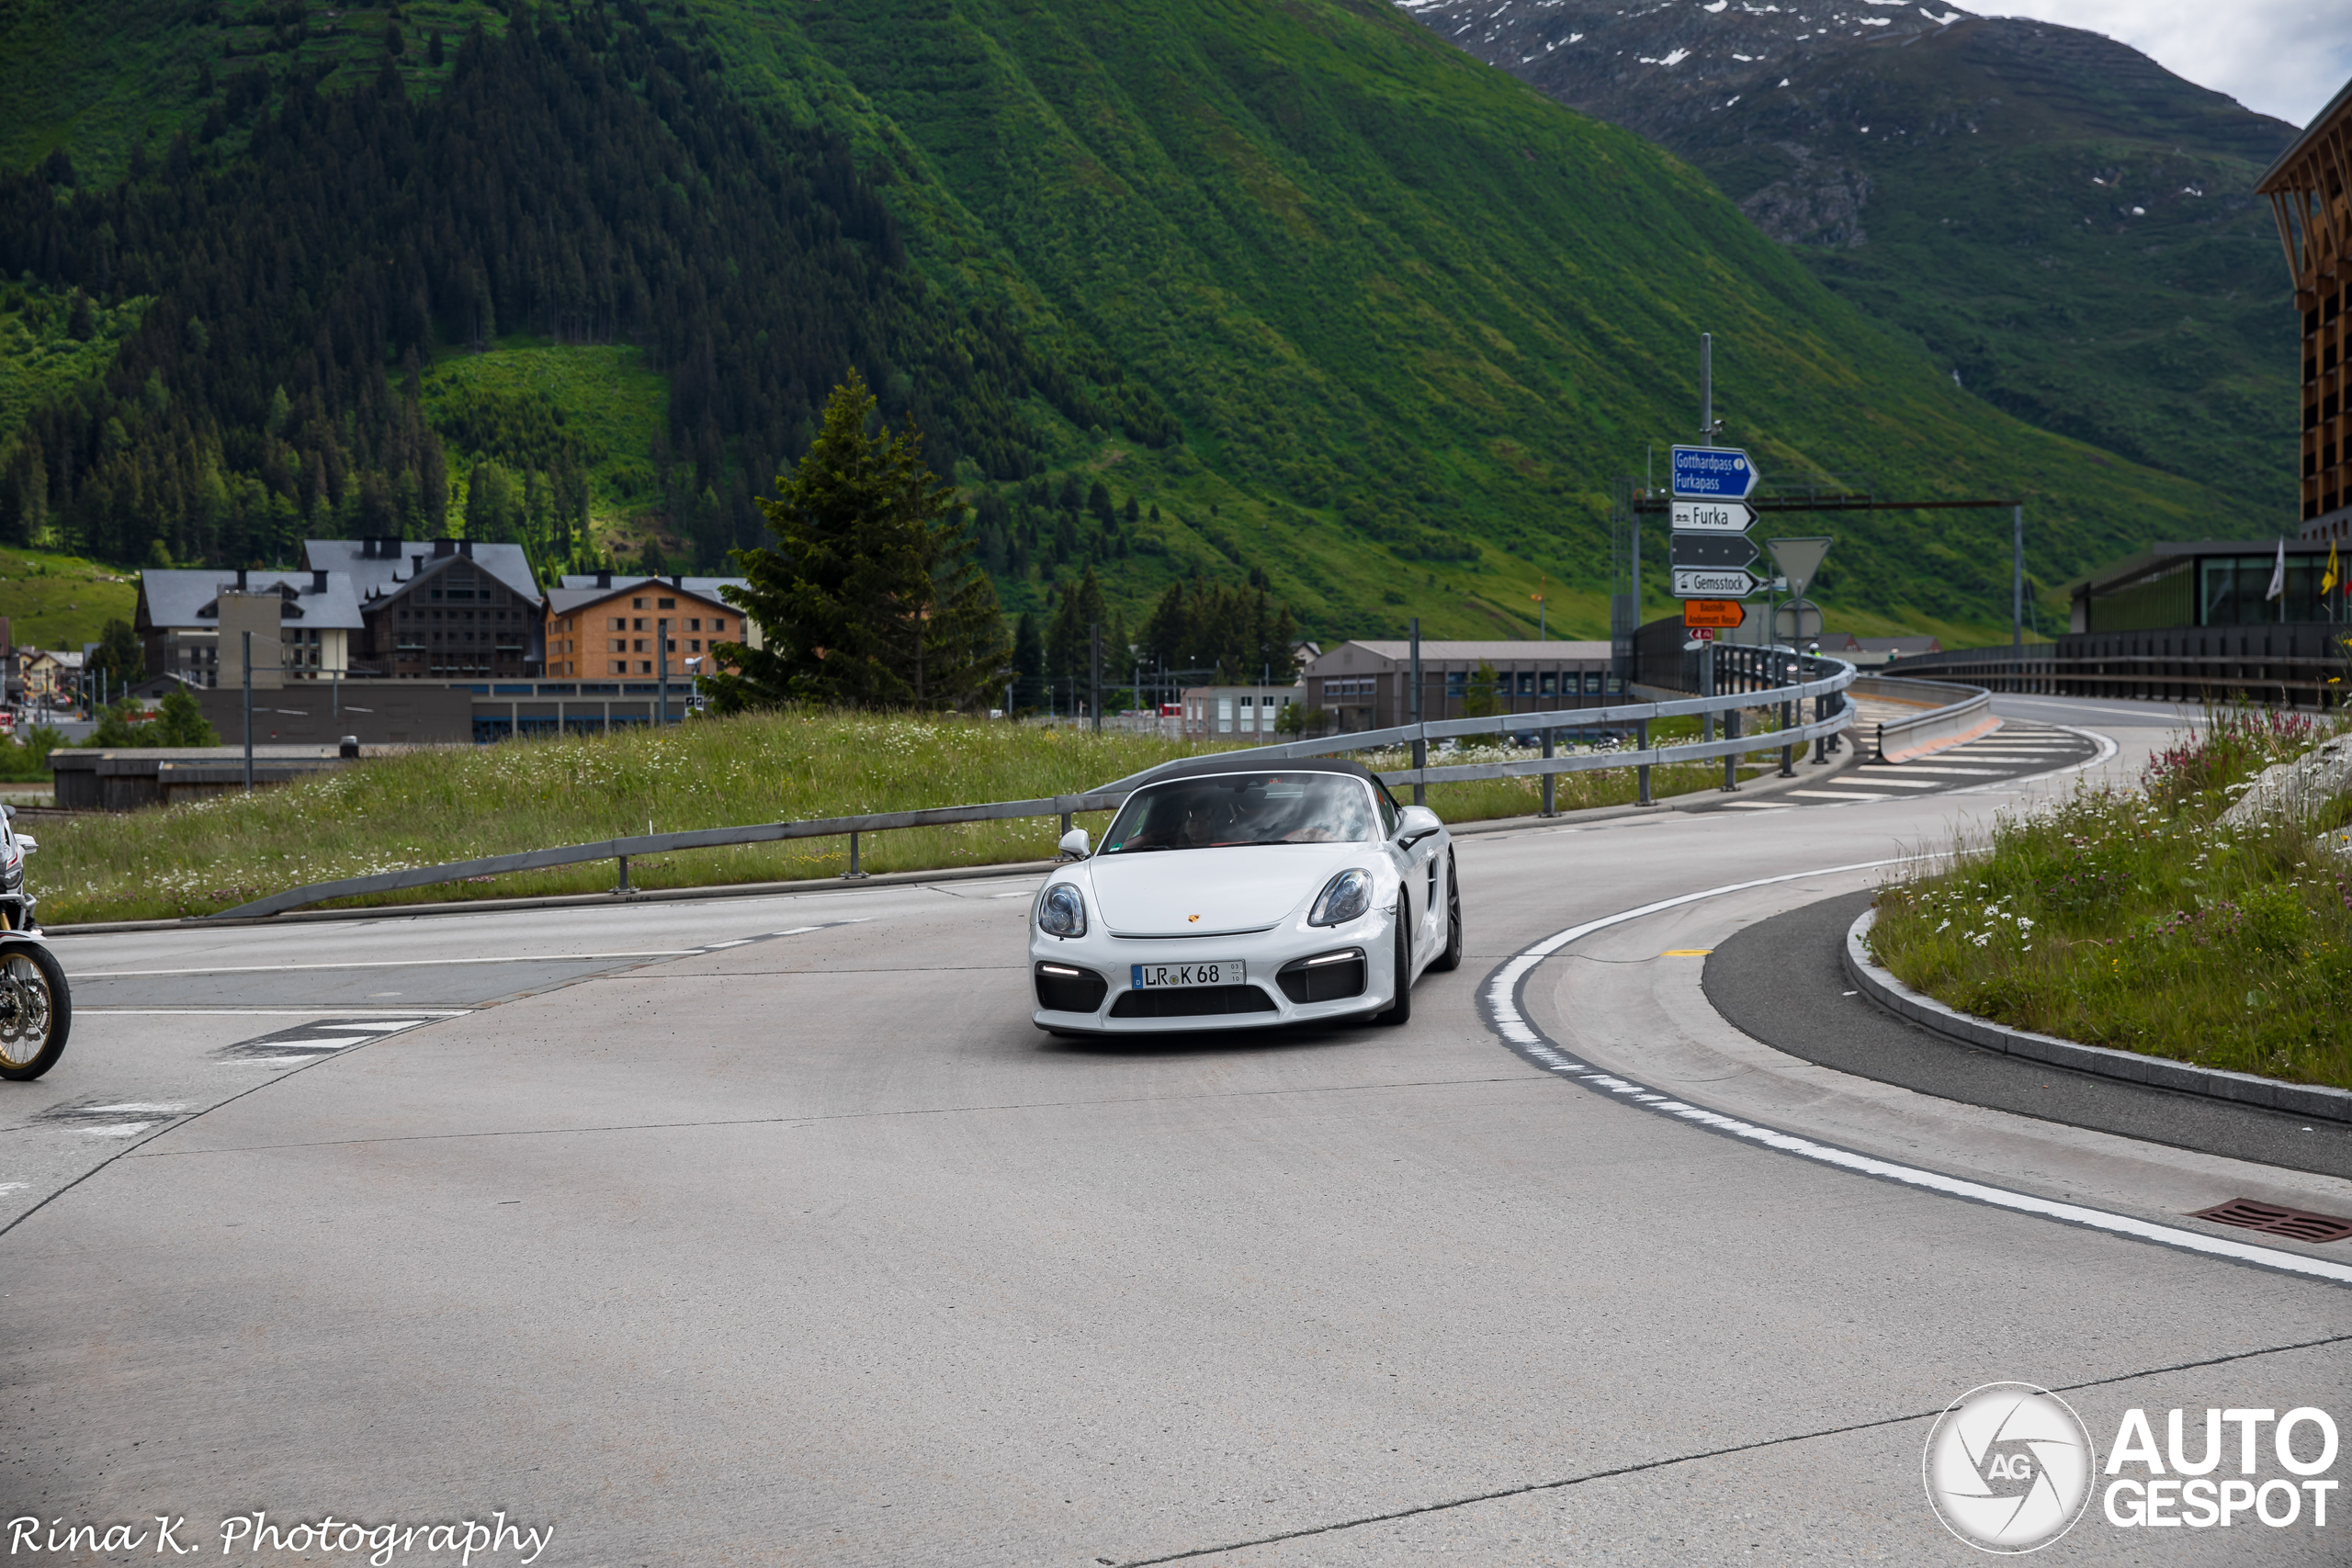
[613,854,630,895]
[1059,810,1072,836]
[1779,649,1798,775]
[1636,718,1653,807]
[1540,726,1556,817]
[1721,706,1741,791]
[843,830,869,881]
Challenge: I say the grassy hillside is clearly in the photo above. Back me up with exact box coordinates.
[423,341,671,556]
[0,545,136,650]
[0,0,2280,649]
[1407,4,2298,525]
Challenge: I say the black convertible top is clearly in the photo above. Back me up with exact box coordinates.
[1113,753,1390,794]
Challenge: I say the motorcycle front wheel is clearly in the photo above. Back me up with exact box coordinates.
[0,942,70,1080]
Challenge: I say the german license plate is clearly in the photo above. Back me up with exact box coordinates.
[1130,960,1244,988]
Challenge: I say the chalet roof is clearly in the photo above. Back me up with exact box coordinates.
[303,538,542,606]
[546,577,747,617]
[140,570,367,630]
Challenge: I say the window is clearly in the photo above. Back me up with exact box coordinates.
[1584,671,1603,695]
[688,618,702,631]
[1445,671,1466,698]
[1516,671,1535,695]
[634,618,647,631]
[633,639,647,653]
[658,597,675,609]
[610,660,626,674]
[633,597,646,609]
[1540,672,1557,696]
[711,617,728,634]
[1217,697,1233,733]
[689,639,702,652]
[610,617,625,631]
[639,660,653,674]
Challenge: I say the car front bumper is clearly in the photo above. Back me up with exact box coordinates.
[1029,914,1396,1033]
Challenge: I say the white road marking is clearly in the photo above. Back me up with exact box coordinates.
[81,1123,154,1137]
[1882,765,2007,776]
[74,952,695,978]
[1482,858,2352,1288]
[1835,777,1945,789]
[82,1103,187,1114]
[1790,790,1896,801]
[78,1009,473,1016]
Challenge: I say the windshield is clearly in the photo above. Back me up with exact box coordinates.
[1100,773,1376,853]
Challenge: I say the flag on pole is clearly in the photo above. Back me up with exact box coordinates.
[2267,537,2288,602]
[2329,541,2341,600]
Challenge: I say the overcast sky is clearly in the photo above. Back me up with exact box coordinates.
[1980,0,2352,127]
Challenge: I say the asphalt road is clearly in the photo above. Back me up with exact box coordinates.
[4,693,2346,1565]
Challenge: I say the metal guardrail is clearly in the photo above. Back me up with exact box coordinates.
[1850,675,1997,763]
[208,658,1858,919]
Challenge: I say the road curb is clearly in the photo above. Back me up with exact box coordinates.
[1843,907,2352,1125]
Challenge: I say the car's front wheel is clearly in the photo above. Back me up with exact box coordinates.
[1372,911,1412,1027]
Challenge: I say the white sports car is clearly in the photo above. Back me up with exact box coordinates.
[1029,758,1461,1034]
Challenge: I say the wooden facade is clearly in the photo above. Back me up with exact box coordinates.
[2260,79,2352,537]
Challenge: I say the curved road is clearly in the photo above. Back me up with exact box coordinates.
[4,694,2345,1564]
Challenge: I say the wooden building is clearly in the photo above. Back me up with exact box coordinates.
[2261,79,2352,538]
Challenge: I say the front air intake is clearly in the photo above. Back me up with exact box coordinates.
[1277,949,1366,1004]
[1035,962,1108,1014]
[1109,985,1276,1019]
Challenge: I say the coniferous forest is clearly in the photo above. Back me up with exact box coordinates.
[0,7,1165,576]
[0,0,2291,649]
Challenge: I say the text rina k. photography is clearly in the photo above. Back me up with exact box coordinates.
[1924,1383,2341,1553]
[6,1513,553,1564]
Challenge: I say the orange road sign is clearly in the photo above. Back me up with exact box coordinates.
[1683,600,1744,629]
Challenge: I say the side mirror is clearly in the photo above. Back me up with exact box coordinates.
[1057,827,1091,860]
[17,835,35,853]
[1396,805,1442,849]
[1,803,13,818]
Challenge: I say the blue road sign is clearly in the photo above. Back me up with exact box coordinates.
[1669,446,1760,501]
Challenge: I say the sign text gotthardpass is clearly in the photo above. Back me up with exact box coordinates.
[1669,446,1760,501]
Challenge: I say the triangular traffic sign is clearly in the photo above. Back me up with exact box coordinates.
[1767,536,1834,603]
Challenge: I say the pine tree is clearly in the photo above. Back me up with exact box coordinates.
[706,370,1005,711]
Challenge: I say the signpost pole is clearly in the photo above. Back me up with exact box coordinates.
[1700,641,1715,746]
[2012,504,2024,654]
[1408,618,1425,807]
[242,630,254,794]
[1636,718,1652,807]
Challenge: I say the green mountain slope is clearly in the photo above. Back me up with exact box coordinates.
[1403,2,2299,522]
[0,0,2284,649]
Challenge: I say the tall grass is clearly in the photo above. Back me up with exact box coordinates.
[1871,706,2352,1090]
[39,710,1746,921]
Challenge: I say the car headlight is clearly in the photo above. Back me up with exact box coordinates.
[1308,867,1373,927]
[1038,882,1088,938]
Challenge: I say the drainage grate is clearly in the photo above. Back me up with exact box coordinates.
[2189,1199,2352,1245]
